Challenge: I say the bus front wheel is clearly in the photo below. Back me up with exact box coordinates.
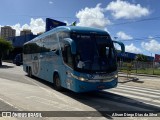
[53,74,63,91]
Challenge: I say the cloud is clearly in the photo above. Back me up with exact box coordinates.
[49,1,53,4]
[106,0,150,19]
[104,27,110,34]
[29,18,45,34]
[76,3,111,29]
[116,31,133,40]
[141,39,160,53]
[125,43,142,53]
[11,23,21,36]
[114,43,141,54]
[11,18,45,36]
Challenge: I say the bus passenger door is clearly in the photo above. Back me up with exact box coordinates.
[61,44,74,90]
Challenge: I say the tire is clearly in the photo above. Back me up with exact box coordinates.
[54,74,63,91]
[28,68,32,78]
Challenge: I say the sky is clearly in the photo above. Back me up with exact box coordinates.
[0,0,160,57]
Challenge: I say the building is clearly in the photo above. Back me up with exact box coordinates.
[7,34,38,59]
[117,52,154,62]
[155,54,160,63]
[8,34,37,47]
[20,29,33,36]
[0,26,16,39]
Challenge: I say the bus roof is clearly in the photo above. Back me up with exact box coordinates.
[56,26,109,34]
[24,26,109,44]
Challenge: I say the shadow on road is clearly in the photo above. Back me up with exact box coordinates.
[27,75,160,118]
[118,77,144,84]
[132,80,144,83]
[61,91,160,118]
[0,65,14,69]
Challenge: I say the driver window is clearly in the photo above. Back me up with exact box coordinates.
[62,44,73,68]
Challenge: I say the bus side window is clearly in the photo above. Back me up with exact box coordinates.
[63,45,73,68]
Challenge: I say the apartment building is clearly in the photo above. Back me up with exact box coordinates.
[0,26,16,39]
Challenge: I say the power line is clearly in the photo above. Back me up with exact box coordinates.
[15,14,160,25]
[1,14,160,42]
[112,16,160,26]
[118,36,160,42]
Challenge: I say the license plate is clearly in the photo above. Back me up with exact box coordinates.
[97,85,105,89]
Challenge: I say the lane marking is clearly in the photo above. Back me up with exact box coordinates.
[119,84,160,92]
[106,91,160,107]
[109,89,159,98]
[0,98,20,111]
[116,87,160,95]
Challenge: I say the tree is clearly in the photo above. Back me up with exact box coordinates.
[0,38,13,66]
[135,54,148,62]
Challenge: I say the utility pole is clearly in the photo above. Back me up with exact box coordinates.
[151,53,154,75]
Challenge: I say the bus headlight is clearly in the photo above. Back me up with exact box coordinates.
[115,74,118,78]
[78,77,88,81]
[71,73,88,81]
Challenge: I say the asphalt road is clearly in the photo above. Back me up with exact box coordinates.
[0,62,160,120]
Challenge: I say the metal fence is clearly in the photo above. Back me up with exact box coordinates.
[118,61,160,75]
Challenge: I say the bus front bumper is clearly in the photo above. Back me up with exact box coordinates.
[73,78,118,93]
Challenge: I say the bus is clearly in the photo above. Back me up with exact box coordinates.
[23,26,125,92]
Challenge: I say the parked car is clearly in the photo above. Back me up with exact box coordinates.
[13,54,23,66]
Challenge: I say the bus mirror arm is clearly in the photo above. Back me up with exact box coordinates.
[63,38,76,55]
[113,40,125,53]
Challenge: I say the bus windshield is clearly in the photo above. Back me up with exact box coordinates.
[71,33,117,73]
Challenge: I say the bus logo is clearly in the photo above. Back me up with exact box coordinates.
[87,74,94,79]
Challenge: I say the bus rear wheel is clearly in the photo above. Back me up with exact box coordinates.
[54,74,63,91]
